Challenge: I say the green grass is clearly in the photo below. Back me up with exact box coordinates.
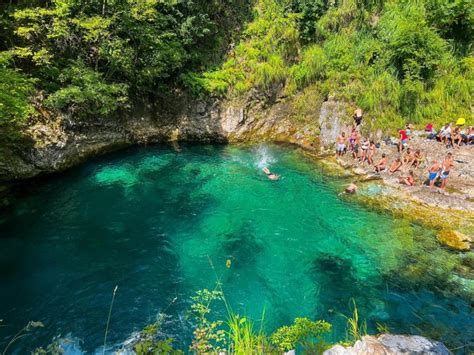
[188,0,472,132]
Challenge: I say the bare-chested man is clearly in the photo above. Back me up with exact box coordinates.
[398,170,416,186]
[353,108,363,126]
[412,149,423,168]
[440,153,454,190]
[374,153,388,173]
[336,132,346,157]
[403,148,415,164]
[352,131,361,160]
[389,158,402,175]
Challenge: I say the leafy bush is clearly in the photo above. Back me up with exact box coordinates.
[378,1,447,81]
[44,62,128,119]
[270,317,332,352]
[132,319,182,355]
[189,289,227,353]
[0,52,35,129]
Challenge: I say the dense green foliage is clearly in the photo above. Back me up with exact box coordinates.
[0,0,250,138]
[0,52,35,134]
[0,0,472,138]
[270,317,331,352]
[191,0,473,130]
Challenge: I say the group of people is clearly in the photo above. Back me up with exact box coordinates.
[336,113,465,192]
[426,119,474,149]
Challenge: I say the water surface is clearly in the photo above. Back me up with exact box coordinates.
[0,144,472,353]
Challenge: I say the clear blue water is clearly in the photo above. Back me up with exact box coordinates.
[0,144,472,353]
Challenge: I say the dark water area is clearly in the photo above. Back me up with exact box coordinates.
[0,144,472,354]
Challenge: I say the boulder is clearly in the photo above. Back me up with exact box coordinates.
[323,334,451,355]
[437,230,472,251]
[318,100,349,150]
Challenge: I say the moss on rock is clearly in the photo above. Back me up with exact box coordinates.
[437,230,472,251]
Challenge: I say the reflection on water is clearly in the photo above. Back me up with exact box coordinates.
[0,144,472,353]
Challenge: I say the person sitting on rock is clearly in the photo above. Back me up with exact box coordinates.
[262,167,280,181]
[403,148,414,165]
[398,170,416,186]
[451,127,462,149]
[374,153,388,173]
[427,160,440,188]
[438,123,451,145]
[388,157,402,175]
[412,149,423,168]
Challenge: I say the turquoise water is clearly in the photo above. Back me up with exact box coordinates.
[0,144,472,353]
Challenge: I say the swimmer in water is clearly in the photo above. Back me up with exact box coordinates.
[262,167,280,180]
[345,181,358,194]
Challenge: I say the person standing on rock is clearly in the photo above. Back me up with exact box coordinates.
[336,132,346,157]
[367,141,376,165]
[398,126,409,153]
[352,131,361,160]
[440,153,454,190]
[427,160,440,187]
[353,108,363,126]
[349,128,357,152]
[359,138,370,164]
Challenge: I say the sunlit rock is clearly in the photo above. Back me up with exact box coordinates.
[324,334,450,355]
[437,230,472,251]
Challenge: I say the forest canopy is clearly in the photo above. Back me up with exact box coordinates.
[0,0,250,136]
[0,0,472,136]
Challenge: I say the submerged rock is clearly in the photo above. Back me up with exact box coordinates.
[437,230,472,251]
[323,334,450,355]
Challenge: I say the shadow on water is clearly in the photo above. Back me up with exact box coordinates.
[220,222,264,268]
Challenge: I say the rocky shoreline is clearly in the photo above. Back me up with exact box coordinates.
[1,97,472,354]
[0,94,322,183]
[323,334,451,355]
[1,95,473,247]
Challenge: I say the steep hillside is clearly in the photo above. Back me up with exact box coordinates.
[0,0,472,181]
[188,0,473,132]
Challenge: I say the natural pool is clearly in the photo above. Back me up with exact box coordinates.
[0,144,473,354]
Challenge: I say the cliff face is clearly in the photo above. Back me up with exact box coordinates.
[0,93,334,182]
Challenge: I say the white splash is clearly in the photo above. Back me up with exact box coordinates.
[254,145,277,169]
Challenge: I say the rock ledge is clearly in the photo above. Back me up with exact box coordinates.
[323,334,451,355]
